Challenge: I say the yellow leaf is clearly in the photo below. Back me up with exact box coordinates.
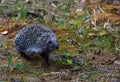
[99,31,107,36]
[88,33,96,36]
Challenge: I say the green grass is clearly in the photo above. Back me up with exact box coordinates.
[90,71,99,82]
[77,27,120,55]
[15,9,27,20]
[14,63,39,76]
[6,52,39,76]
[0,40,3,47]
[7,52,12,67]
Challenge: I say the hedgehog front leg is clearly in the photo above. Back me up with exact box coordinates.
[19,52,32,61]
[45,54,50,66]
[41,53,50,66]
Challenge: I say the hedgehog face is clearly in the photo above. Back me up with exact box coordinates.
[47,39,59,51]
[37,33,59,51]
[46,34,59,51]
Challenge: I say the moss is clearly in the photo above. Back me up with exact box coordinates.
[54,28,79,55]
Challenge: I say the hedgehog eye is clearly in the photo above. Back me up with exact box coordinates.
[48,41,52,44]
[42,36,45,38]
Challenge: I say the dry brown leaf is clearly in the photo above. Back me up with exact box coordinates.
[78,21,87,27]
[99,30,107,36]
[88,33,96,36]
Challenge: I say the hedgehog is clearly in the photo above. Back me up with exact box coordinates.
[14,24,59,65]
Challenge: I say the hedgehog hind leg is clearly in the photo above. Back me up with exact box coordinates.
[19,52,32,61]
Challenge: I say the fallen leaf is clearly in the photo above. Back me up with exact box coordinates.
[25,0,32,4]
[88,33,96,36]
[114,60,120,65]
[1,31,8,35]
[78,21,87,27]
[99,30,107,36]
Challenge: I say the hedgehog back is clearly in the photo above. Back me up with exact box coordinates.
[14,24,53,52]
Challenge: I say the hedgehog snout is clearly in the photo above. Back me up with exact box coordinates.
[54,41,59,49]
[55,43,59,49]
[50,41,59,50]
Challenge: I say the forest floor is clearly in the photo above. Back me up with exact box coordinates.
[0,0,120,82]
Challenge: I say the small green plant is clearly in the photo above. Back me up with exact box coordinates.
[14,63,26,72]
[71,17,89,29]
[7,52,12,67]
[91,74,96,82]
[16,9,27,20]
[55,51,73,65]
[78,26,89,38]
[90,71,99,82]
[67,59,73,65]
[83,58,91,69]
